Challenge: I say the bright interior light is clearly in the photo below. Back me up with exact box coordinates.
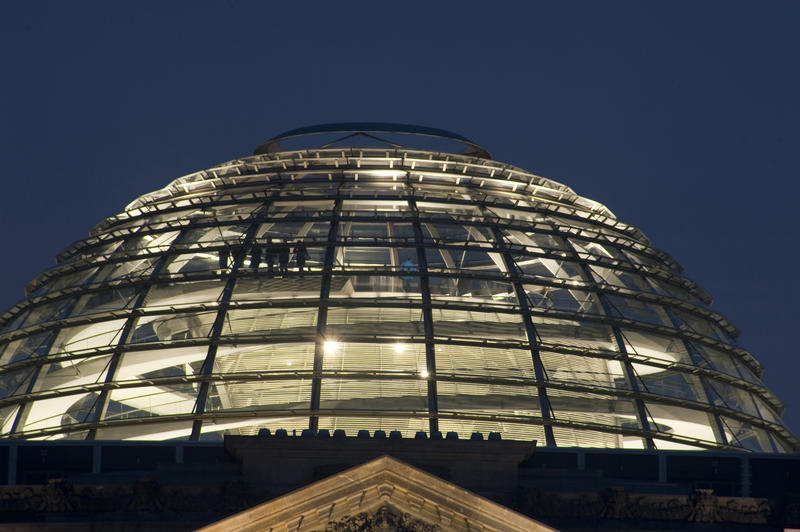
[324,341,340,353]
[420,369,429,378]
[394,343,406,353]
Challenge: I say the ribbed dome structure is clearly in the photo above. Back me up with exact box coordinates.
[0,124,796,451]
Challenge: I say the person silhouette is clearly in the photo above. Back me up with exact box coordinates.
[400,259,417,292]
[277,242,290,274]
[294,244,309,273]
[263,237,276,273]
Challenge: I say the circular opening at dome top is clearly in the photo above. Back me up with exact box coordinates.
[253,122,492,159]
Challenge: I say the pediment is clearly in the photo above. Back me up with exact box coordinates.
[198,455,556,532]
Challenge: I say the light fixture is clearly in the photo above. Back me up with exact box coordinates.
[324,340,340,354]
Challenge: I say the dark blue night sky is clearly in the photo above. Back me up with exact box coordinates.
[2,1,799,433]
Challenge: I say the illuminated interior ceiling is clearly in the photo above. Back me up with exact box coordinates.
[0,123,796,451]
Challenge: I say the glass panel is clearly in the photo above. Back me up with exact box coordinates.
[647,277,705,305]
[705,380,760,418]
[438,380,540,439]
[129,311,217,343]
[569,238,630,262]
[93,256,160,282]
[115,346,205,382]
[503,228,569,252]
[0,366,37,400]
[621,329,694,366]
[144,280,224,308]
[672,310,732,343]
[435,345,535,379]
[111,230,180,257]
[326,307,425,340]
[165,252,218,274]
[540,351,625,390]
[60,241,121,265]
[548,388,638,447]
[751,395,781,424]
[49,319,127,354]
[644,402,721,447]
[605,295,671,327]
[416,202,479,220]
[183,223,248,244]
[430,309,526,341]
[335,246,416,270]
[214,343,315,374]
[233,276,322,300]
[551,216,632,241]
[21,393,96,433]
[0,332,56,365]
[256,221,329,241]
[35,355,112,394]
[523,285,600,314]
[268,200,335,216]
[429,276,516,306]
[20,298,76,328]
[588,264,652,292]
[689,342,760,384]
[338,246,393,268]
[622,249,661,269]
[244,241,306,273]
[485,205,539,222]
[0,405,20,435]
[29,267,99,297]
[552,425,630,448]
[719,416,773,451]
[320,378,428,413]
[222,308,317,338]
[426,248,505,274]
[102,386,195,421]
[71,287,139,318]
[637,368,706,402]
[340,199,409,217]
[322,342,426,373]
[514,256,583,280]
[339,221,415,245]
[533,317,617,351]
[339,222,387,241]
[421,222,492,244]
[329,274,421,298]
[210,202,261,221]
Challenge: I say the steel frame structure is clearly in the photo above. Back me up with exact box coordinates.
[0,124,796,451]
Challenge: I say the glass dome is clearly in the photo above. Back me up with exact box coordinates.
[0,124,796,451]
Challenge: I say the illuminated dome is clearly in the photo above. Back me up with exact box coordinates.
[0,123,796,451]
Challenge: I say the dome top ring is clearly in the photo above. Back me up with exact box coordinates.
[253,122,492,159]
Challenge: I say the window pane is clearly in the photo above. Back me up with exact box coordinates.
[430,309,526,341]
[541,351,625,390]
[436,345,535,379]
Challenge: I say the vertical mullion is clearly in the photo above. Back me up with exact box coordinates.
[189,211,266,440]
[408,200,439,434]
[309,199,341,432]
[490,225,556,447]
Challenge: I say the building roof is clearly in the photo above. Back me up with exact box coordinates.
[198,454,556,532]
